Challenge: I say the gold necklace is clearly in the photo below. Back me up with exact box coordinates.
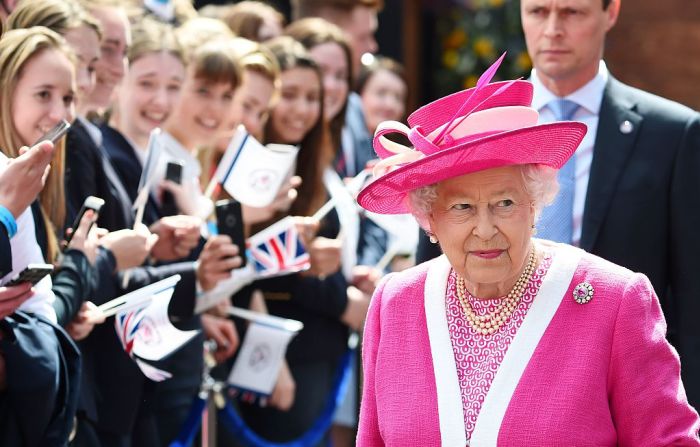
[456,249,537,335]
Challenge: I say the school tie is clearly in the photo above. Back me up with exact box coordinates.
[536,99,579,244]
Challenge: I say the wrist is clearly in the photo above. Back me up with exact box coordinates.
[0,205,17,238]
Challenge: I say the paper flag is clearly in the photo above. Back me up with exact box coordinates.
[227,315,302,396]
[215,126,298,207]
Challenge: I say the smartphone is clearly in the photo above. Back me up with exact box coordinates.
[215,199,247,267]
[33,119,71,146]
[161,160,184,216]
[5,263,54,287]
[64,196,105,246]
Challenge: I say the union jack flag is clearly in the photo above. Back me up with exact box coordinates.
[247,217,310,277]
[115,306,148,356]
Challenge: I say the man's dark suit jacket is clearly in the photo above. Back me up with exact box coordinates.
[416,76,700,407]
[344,93,388,266]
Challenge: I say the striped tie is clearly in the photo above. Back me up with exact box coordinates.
[536,99,579,244]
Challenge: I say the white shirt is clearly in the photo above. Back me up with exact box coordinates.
[530,61,608,246]
[0,154,57,323]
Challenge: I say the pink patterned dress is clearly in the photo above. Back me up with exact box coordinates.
[445,252,553,440]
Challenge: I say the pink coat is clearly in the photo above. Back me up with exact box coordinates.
[357,243,700,446]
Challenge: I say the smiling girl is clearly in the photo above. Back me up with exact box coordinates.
[234,35,361,445]
[103,17,186,219]
[154,38,240,219]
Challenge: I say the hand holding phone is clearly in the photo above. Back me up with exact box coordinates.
[64,196,104,246]
[161,160,184,216]
[33,120,70,146]
[5,263,54,287]
[215,199,247,267]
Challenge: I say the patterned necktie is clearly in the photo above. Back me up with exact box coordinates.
[536,99,579,244]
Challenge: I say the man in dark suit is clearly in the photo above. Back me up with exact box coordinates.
[419,0,700,408]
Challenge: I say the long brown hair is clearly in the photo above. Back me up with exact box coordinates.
[0,27,75,262]
[284,17,352,154]
[262,36,331,220]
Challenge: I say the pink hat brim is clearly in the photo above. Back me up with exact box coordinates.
[357,121,587,215]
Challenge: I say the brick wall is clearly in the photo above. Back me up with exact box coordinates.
[605,1,700,110]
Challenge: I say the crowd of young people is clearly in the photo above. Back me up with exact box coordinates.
[0,0,409,446]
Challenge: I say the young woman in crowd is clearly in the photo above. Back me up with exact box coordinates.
[285,18,375,446]
[6,0,156,330]
[357,55,407,136]
[231,35,362,446]
[285,18,351,160]
[0,23,108,446]
[103,17,186,225]
[201,36,302,228]
[137,35,243,446]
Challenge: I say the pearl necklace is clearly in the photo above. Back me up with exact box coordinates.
[456,249,537,336]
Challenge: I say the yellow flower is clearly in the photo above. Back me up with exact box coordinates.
[443,50,460,69]
[473,37,496,59]
[489,0,505,7]
[463,75,479,89]
[516,51,532,71]
[443,29,468,50]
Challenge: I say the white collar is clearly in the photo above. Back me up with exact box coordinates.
[77,115,103,147]
[424,241,583,445]
[530,60,608,115]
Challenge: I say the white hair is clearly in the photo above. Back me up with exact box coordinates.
[408,164,559,230]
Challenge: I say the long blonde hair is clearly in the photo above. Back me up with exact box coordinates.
[0,27,75,262]
[7,0,102,39]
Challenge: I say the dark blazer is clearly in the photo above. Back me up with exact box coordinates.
[416,75,700,407]
[101,125,162,226]
[344,93,388,266]
[65,119,134,231]
[345,93,376,175]
[0,312,81,447]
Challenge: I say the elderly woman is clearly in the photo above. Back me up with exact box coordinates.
[355,60,700,446]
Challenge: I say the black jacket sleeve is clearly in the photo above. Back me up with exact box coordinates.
[52,249,97,326]
[0,226,10,277]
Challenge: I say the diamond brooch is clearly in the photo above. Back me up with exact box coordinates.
[573,282,594,304]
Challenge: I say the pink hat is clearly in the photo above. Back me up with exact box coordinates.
[357,54,587,215]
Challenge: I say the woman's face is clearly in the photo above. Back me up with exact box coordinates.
[361,68,406,134]
[62,25,100,115]
[228,69,274,141]
[118,51,185,146]
[427,165,535,294]
[269,67,321,144]
[11,49,76,147]
[309,42,349,122]
[165,67,235,149]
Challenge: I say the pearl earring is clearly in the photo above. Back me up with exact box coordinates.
[429,234,438,244]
